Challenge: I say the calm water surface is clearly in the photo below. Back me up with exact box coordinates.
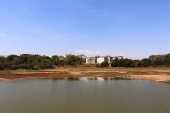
[0,79,170,113]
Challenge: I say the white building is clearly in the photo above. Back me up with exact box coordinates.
[96,56,114,64]
[85,57,96,64]
[86,56,123,65]
[96,57,105,64]
[112,56,123,60]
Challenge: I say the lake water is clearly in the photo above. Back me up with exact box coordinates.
[0,79,170,113]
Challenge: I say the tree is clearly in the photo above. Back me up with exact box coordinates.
[139,58,151,67]
[165,54,170,66]
[58,56,65,66]
[64,54,81,65]
[38,55,54,69]
[149,55,166,66]
[0,56,6,70]
[100,61,109,67]
[52,55,59,65]
[111,58,135,67]
[6,55,21,69]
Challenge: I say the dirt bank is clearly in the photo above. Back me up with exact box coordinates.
[0,67,170,83]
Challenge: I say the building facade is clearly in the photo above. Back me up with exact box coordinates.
[85,56,123,65]
[85,57,96,64]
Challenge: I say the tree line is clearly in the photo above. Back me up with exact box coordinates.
[110,54,170,67]
[0,54,82,70]
[0,53,170,70]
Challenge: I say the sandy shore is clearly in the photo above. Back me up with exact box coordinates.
[0,67,170,83]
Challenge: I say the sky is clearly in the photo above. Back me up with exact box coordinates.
[0,0,170,59]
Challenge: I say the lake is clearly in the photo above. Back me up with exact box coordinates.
[0,79,170,113]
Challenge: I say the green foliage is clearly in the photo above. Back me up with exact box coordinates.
[111,58,135,67]
[58,56,65,66]
[0,54,83,70]
[52,55,59,65]
[139,59,152,67]
[0,56,6,70]
[100,61,109,67]
[0,54,54,70]
[165,54,170,66]
[64,54,81,66]
[111,54,170,67]
[149,55,167,66]
[166,54,170,59]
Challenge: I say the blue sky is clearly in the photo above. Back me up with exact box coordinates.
[0,0,170,59]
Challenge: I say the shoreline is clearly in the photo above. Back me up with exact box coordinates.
[0,67,170,83]
[0,75,170,84]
